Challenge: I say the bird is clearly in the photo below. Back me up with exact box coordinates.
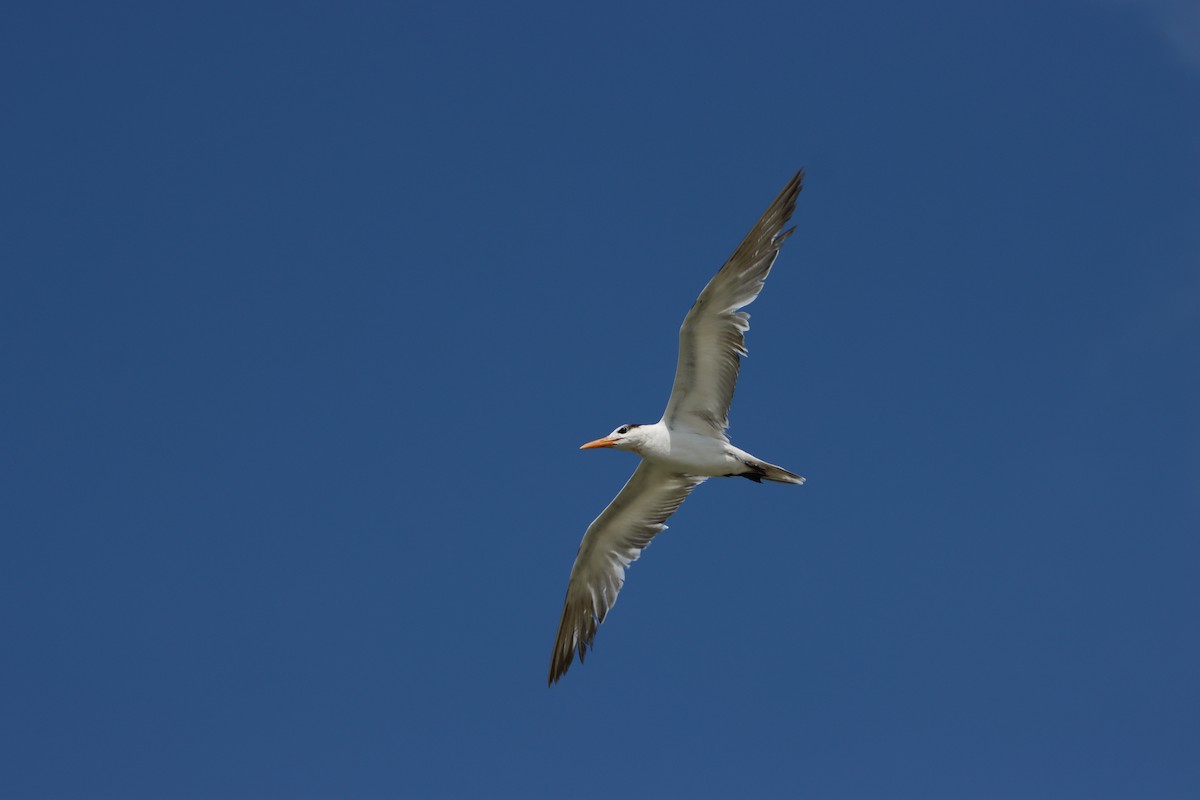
[548,170,806,685]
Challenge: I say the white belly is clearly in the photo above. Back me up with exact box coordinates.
[643,427,745,476]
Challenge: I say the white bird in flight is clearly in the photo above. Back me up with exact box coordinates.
[549,170,806,685]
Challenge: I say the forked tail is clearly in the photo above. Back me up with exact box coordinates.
[741,459,806,485]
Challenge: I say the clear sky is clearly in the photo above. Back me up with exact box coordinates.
[3,2,1198,798]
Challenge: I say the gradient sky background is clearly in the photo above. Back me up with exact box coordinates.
[3,2,1199,798]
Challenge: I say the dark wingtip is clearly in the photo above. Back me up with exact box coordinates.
[548,639,572,686]
[759,169,804,241]
[791,167,806,192]
[548,651,570,686]
[548,599,585,686]
[779,168,804,218]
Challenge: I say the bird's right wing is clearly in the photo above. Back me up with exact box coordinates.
[662,170,803,439]
[549,462,706,685]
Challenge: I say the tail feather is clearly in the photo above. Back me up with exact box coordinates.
[743,460,805,485]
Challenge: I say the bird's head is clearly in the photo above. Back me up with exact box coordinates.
[580,423,646,453]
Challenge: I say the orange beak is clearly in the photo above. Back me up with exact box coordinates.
[580,436,619,450]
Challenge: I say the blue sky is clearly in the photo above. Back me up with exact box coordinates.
[3,2,1198,797]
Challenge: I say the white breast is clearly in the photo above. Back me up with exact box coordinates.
[638,422,742,476]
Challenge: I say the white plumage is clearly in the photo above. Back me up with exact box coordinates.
[549,171,806,685]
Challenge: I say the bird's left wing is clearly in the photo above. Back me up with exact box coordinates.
[662,170,803,439]
[549,462,706,684]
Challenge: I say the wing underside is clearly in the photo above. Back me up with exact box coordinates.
[548,463,705,684]
[662,170,803,438]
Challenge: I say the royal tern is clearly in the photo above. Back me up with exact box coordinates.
[548,170,806,685]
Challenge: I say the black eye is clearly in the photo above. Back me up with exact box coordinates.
[617,426,629,434]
